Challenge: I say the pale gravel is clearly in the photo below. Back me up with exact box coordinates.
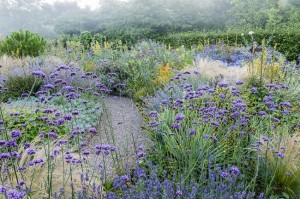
[86,95,151,178]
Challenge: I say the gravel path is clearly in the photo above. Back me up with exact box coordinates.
[86,95,151,178]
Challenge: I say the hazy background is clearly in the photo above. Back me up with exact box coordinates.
[0,0,300,39]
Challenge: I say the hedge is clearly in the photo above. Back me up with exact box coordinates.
[156,29,300,62]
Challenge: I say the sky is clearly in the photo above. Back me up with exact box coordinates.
[41,0,101,10]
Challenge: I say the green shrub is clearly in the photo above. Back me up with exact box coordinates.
[0,29,46,58]
[1,75,43,101]
[157,29,300,62]
[80,31,93,49]
[93,33,104,44]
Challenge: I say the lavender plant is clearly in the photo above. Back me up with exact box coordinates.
[0,64,119,198]
[144,64,300,197]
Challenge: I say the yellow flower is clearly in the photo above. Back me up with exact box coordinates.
[159,63,172,82]
[90,41,101,54]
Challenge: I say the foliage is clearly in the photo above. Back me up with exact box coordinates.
[246,39,286,83]
[80,31,93,49]
[52,97,102,131]
[258,133,300,197]
[2,16,300,198]
[157,29,300,62]
[143,58,300,197]
[2,103,69,143]
[1,75,43,101]
[0,30,46,58]
[0,63,108,198]
[109,161,254,198]
[68,40,195,100]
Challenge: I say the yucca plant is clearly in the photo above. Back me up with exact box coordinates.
[0,29,46,58]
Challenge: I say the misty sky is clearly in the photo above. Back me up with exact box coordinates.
[41,0,101,9]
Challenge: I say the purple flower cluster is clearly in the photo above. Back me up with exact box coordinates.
[95,144,117,155]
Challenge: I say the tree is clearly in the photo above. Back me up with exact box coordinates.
[227,0,281,30]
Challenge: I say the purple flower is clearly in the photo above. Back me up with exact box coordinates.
[28,158,44,166]
[218,82,229,88]
[72,110,79,115]
[175,113,185,121]
[5,139,18,148]
[21,93,29,97]
[65,152,73,162]
[121,175,129,181]
[95,83,105,88]
[280,102,292,108]
[211,121,220,127]
[0,140,6,145]
[136,152,146,159]
[57,65,70,70]
[32,71,46,78]
[220,172,229,178]
[49,73,58,79]
[236,81,244,85]
[53,149,60,156]
[0,153,11,160]
[149,121,159,127]
[53,79,64,84]
[276,153,284,159]
[23,142,30,149]
[7,189,25,199]
[89,128,97,134]
[81,142,87,147]
[148,111,158,117]
[262,136,270,142]
[266,83,276,88]
[48,132,58,139]
[18,180,26,187]
[11,151,20,159]
[63,114,72,121]
[189,129,196,135]
[27,148,36,155]
[82,150,90,156]
[258,111,266,116]
[42,109,53,114]
[171,123,181,129]
[222,117,227,123]
[230,111,240,117]
[161,99,168,105]
[176,190,183,196]
[219,94,225,99]
[62,86,75,92]
[230,166,240,175]
[0,185,7,193]
[168,86,174,90]
[251,87,257,93]
[43,84,55,89]
[137,145,143,151]
[10,130,21,138]
[208,88,215,93]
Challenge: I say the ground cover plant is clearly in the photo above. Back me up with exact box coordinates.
[1,30,300,199]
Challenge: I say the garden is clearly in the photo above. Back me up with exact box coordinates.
[1,1,300,197]
[0,28,300,199]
